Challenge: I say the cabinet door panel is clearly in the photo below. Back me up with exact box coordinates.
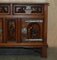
[21,19,44,42]
[4,18,20,43]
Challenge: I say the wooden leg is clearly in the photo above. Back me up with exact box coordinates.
[41,46,47,58]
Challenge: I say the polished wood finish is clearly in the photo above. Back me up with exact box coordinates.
[0,18,3,42]
[0,3,48,58]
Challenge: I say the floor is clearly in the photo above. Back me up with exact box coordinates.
[0,48,57,60]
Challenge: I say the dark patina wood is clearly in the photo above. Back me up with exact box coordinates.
[0,3,48,58]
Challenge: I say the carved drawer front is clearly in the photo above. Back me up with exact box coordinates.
[4,18,19,42]
[21,19,44,42]
[0,18,3,42]
[12,4,44,15]
[0,4,11,15]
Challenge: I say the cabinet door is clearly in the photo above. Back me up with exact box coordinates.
[0,18,3,42]
[4,18,20,43]
[21,19,44,42]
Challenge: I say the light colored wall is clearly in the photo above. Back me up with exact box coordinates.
[0,0,57,47]
[48,0,57,47]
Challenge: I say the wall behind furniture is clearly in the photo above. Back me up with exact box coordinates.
[48,0,57,47]
[0,0,57,47]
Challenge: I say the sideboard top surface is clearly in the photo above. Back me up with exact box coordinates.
[0,0,48,3]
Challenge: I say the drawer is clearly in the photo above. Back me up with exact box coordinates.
[0,4,11,15]
[12,4,44,15]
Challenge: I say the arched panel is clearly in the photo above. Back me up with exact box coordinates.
[21,19,43,42]
[27,23,40,39]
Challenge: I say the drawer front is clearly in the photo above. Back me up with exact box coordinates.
[12,4,44,15]
[0,4,11,15]
[21,19,44,42]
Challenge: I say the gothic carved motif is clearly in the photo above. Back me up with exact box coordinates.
[6,19,16,42]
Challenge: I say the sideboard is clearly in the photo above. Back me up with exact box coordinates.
[0,3,48,57]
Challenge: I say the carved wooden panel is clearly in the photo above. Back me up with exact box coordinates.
[0,4,11,15]
[12,4,44,15]
[4,18,18,42]
[0,3,48,57]
[31,5,44,13]
[21,19,44,42]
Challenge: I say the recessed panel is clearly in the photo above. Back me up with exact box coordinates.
[21,19,44,42]
[0,4,11,15]
[5,18,17,42]
[12,4,44,15]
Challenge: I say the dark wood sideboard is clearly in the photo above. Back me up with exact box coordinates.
[0,3,48,57]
